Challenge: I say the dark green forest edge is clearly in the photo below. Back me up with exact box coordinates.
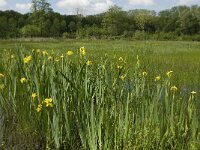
[1,0,200,41]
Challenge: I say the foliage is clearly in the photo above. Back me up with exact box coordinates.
[0,43,200,149]
[31,0,53,13]
[102,5,129,36]
[0,4,200,40]
[20,25,41,37]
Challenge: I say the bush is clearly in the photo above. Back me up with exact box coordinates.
[152,32,178,40]
[62,32,69,39]
[133,30,150,40]
[20,25,41,37]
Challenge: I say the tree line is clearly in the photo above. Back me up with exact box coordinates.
[0,0,200,40]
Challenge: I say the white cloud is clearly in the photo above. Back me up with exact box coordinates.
[88,0,114,14]
[57,0,90,8]
[128,0,155,6]
[57,0,114,15]
[16,3,31,10]
[178,0,199,5]
[15,3,31,13]
[0,0,7,8]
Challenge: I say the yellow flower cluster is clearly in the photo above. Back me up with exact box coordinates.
[48,56,53,60]
[166,71,173,77]
[143,71,147,77]
[42,50,48,56]
[23,55,32,64]
[20,77,27,84]
[36,104,42,112]
[80,47,86,56]
[67,51,74,56]
[43,98,53,107]
[37,49,41,53]
[86,60,92,66]
[119,57,124,62]
[117,57,126,70]
[120,75,125,81]
[155,75,161,81]
[191,91,196,94]
[170,85,178,91]
[35,97,53,112]
[117,65,123,69]
[32,93,37,99]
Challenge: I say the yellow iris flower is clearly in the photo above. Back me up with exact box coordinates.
[20,77,27,84]
[80,47,86,56]
[23,55,32,64]
[67,51,74,56]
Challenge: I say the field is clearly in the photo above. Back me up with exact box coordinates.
[0,40,200,149]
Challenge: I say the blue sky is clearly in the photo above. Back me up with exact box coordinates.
[0,0,200,15]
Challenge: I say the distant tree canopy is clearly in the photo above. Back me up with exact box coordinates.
[31,0,53,13]
[0,3,200,40]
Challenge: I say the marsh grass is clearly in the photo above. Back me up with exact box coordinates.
[0,42,199,149]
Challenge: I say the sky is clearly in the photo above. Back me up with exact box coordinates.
[0,0,200,15]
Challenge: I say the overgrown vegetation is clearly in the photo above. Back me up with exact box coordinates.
[0,0,200,40]
[0,41,200,149]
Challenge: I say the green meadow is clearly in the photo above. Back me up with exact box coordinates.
[0,40,200,149]
[1,40,200,85]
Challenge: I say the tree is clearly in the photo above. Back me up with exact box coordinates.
[178,5,200,35]
[20,25,40,37]
[68,21,76,33]
[0,16,8,38]
[157,6,187,34]
[102,5,129,36]
[42,19,52,37]
[8,17,18,37]
[0,3,200,39]
[82,14,104,27]
[51,18,61,37]
[31,0,53,13]
[128,9,156,33]
[60,20,67,33]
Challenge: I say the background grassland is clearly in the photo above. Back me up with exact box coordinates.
[1,40,200,85]
[0,40,200,149]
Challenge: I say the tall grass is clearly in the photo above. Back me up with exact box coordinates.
[0,46,199,149]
